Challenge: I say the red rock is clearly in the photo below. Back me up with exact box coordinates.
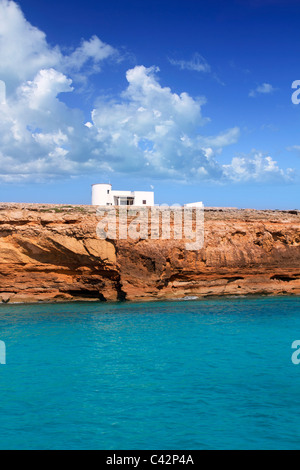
[0,203,299,303]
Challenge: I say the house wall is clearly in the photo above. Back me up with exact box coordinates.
[111,190,132,197]
[133,191,154,206]
[91,184,113,205]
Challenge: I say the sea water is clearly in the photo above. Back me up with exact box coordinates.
[0,297,299,450]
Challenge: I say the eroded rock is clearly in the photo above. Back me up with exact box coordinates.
[0,203,299,303]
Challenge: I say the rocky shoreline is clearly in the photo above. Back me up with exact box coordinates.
[0,203,299,304]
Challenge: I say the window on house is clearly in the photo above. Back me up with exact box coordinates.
[107,190,110,194]
[143,200,146,204]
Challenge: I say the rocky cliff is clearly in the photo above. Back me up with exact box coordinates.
[0,203,299,303]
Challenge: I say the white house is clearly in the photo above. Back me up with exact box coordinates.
[92,183,154,206]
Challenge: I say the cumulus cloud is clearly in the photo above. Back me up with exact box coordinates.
[90,65,214,178]
[222,152,293,182]
[0,0,117,93]
[0,0,61,90]
[64,36,117,72]
[0,0,292,185]
[249,82,276,97]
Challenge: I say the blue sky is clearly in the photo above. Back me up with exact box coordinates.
[0,0,300,208]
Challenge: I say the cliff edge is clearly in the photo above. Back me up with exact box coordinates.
[0,203,299,303]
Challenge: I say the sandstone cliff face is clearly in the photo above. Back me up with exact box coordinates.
[0,203,299,303]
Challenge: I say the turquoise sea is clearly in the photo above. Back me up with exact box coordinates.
[0,297,299,450]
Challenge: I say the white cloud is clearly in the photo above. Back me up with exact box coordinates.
[249,83,276,97]
[89,65,238,180]
[0,0,117,93]
[222,152,293,182]
[19,69,73,110]
[32,129,69,147]
[64,36,118,72]
[0,1,292,185]
[168,53,211,73]
[0,0,61,89]
[198,127,240,148]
